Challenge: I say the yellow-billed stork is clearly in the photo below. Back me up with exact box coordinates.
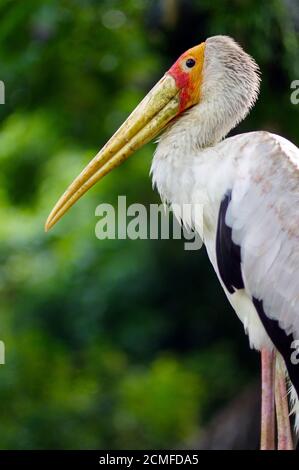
[45,36,299,450]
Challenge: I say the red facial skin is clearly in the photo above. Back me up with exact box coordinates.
[168,59,192,113]
[167,43,205,113]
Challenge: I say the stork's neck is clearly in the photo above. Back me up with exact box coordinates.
[158,96,244,154]
[151,104,241,208]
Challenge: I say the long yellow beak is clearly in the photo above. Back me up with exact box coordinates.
[45,74,180,231]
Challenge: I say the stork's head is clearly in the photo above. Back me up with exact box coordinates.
[45,35,260,231]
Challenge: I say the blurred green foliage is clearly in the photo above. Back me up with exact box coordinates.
[0,0,298,449]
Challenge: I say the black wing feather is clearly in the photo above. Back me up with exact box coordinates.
[216,191,299,396]
[216,191,244,293]
[253,298,299,396]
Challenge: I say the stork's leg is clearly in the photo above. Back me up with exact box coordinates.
[274,354,293,450]
[260,348,275,450]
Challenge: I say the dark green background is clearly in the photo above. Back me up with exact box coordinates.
[0,0,298,449]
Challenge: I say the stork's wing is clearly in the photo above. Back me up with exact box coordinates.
[226,132,299,340]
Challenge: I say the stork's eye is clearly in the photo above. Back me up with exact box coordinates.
[185,58,196,68]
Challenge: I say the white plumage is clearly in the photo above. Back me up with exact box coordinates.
[152,132,299,336]
[151,37,299,433]
[152,130,299,430]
